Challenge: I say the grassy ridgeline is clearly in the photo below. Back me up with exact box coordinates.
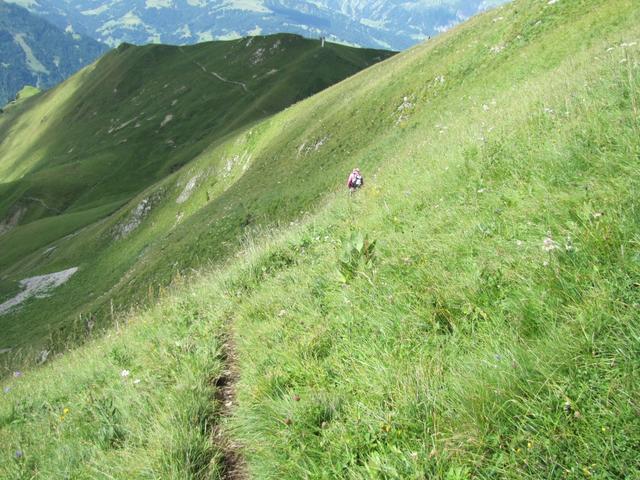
[0,35,393,356]
[1,0,640,477]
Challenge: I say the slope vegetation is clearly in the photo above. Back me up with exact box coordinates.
[0,34,393,355]
[1,0,639,478]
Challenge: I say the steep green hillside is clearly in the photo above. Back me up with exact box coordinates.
[0,0,107,106]
[1,0,639,477]
[0,34,392,354]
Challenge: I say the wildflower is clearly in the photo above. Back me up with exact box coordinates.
[14,450,23,459]
[133,379,141,385]
[3,387,10,394]
[63,408,70,415]
[543,237,559,252]
[564,400,573,414]
[120,369,130,378]
[527,441,533,449]
[592,211,604,219]
[565,237,575,252]
[516,240,524,247]
[13,371,22,378]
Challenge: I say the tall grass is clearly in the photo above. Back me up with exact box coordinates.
[222,17,640,479]
[1,0,639,478]
[0,278,226,479]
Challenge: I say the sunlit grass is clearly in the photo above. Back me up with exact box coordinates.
[1,0,639,477]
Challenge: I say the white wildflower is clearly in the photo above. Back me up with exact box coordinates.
[565,237,575,252]
[543,237,559,252]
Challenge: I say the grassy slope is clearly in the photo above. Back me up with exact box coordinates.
[1,0,640,478]
[0,35,393,354]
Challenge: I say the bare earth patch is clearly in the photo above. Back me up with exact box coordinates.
[177,174,201,204]
[0,268,79,315]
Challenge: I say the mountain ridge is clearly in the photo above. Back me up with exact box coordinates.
[0,32,394,352]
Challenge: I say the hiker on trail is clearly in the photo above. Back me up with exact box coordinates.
[347,168,364,193]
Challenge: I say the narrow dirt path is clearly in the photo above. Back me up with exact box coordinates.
[179,47,249,93]
[25,196,62,214]
[195,62,250,93]
[213,324,248,480]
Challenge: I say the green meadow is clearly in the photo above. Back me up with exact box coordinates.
[0,34,392,356]
[1,0,639,478]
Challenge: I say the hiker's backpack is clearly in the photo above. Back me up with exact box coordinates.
[354,174,363,187]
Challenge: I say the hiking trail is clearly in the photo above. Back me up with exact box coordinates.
[179,47,249,93]
[213,320,247,480]
[25,196,62,214]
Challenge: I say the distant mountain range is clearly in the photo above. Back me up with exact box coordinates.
[0,1,107,106]
[4,0,507,50]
